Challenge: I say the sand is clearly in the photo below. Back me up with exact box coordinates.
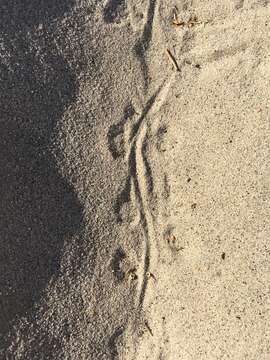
[1,0,270,359]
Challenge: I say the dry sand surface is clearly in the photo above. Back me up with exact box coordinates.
[1,0,270,359]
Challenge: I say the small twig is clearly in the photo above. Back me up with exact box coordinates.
[166,49,180,72]
[172,11,185,27]
[144,320,153,336]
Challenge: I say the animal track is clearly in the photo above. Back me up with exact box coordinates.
[111,77,174,312]
[129,2,147,30]
[112,84,167,223]
[103,0,129,24]
[235,0,245,9]
[108,326,125,360]
[163,174,170,200]
[107,104,136,160]
[141,139,154,194]
[164,227,183,253]
[156,125,167,152]
[111,247,126,281]
[133,0,158,89]
[103,0,150,29]
[114,176,132,223]
[134,0,157,56]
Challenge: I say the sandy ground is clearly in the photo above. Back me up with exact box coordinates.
[1,0,270,359]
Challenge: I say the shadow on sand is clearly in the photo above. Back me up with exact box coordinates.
[0,0,83,348]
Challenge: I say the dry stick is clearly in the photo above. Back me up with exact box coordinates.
[144,320,154,336]
[166,49,180,72]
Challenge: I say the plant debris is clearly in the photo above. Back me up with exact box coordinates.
[166,48,180,72]
[172,10,207,28]
[144,320,153,336]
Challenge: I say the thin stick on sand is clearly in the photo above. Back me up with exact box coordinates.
[166,49,180,72]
